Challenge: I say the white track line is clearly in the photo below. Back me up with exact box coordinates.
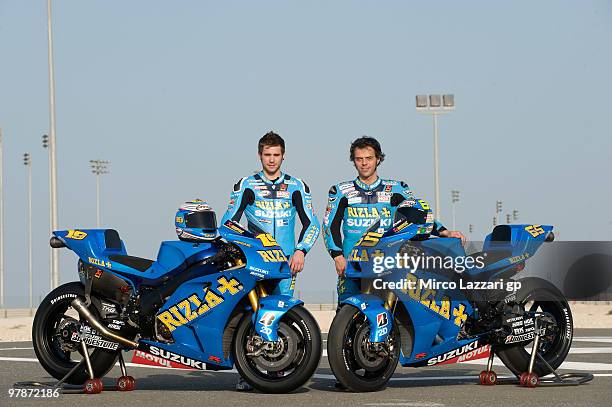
[573,338,612,343]
[569,347,612,354]
[460,358,612,371]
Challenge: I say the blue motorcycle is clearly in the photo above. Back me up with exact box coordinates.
[327,199,571,391]
[32,202,321,393]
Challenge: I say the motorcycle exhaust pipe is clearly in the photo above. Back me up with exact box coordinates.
[49,236,66,248]
[71,298,139,349]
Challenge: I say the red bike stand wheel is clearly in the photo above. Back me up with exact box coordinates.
[121,376,135,391]
[117,376,136,391]
[485,371,497,385]
[479,371,488,385]
[519,372,529,386]
[83,378,103,394]
[479,370,497,385]
[523,373,540,388]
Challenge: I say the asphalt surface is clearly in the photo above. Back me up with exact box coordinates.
[1,329,611,407]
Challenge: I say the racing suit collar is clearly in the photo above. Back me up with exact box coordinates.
[257,171,285,185]
[354,176,381,191]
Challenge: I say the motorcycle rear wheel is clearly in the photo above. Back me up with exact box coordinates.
[496,278,573,377]
[32,282,122,384]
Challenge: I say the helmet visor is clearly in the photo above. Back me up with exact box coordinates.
[185,211,217,231]
[395,206,428,225]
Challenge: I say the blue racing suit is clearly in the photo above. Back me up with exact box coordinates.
[322,177,447,302]
[221,171,320,296]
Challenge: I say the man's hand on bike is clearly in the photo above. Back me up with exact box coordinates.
[334,255,347,277]
[289,250,305,275]
[439,230,466,245]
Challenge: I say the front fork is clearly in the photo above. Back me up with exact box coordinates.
[248,281,304,342]
[384,291,397,312]
[363,280,397,312]
[247,281,268,312]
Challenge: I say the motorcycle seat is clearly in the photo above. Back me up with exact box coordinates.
[108,254,154,272]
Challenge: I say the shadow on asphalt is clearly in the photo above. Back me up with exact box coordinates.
[309,367,503,392]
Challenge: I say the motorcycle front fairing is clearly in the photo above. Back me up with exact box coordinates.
[342,221,475,360]
[142,267,256,369]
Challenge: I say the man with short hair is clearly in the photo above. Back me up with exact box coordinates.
[221,131,320,391]
[323,136,465,303]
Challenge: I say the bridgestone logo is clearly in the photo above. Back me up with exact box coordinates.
[505,332,535,344]
[71,332,119,350]
[50,294,78,304]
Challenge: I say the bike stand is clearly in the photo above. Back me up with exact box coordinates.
[478,346,498,385]
[478,320,594,388]
[14,340,136,395]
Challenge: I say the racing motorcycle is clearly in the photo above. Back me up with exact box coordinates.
[32,202,321,393]
[327,199,571,391]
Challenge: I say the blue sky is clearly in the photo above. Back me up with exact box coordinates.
[0,1,611,305]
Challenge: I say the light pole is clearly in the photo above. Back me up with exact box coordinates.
[0,128,4,309]
[495,200,503,227]
[416,94,455,222]
[47,0,60,289]
[451,190,460,231]
[24,153,33,312]
[90,160,110,227]
[42,134,52,290]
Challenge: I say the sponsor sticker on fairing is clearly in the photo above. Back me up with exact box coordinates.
[376,312,388,327]
[426,341,487,366]
[71,326,119,350]
[132,346,207,370]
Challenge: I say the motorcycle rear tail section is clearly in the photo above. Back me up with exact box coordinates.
[52,229,127,261]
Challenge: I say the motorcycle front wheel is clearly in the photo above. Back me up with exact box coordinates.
[232,305,322,393]
[327,305,400,392]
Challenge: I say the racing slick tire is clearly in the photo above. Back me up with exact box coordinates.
[233,305,322,393]
[327,305,400,392]
[496,278,573,378]
[32,282,122,384]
